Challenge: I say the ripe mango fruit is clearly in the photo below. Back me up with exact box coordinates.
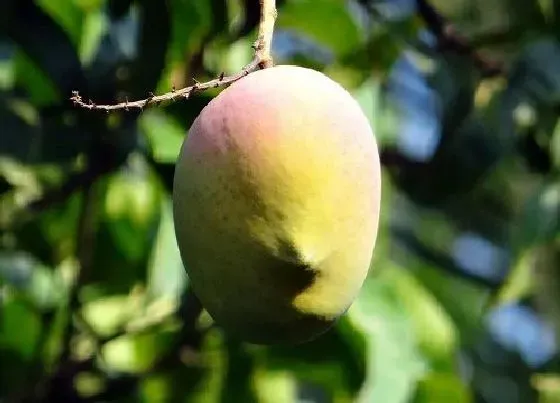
[172,65,382,345]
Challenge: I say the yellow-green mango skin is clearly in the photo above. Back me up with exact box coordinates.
[172,65,382,345]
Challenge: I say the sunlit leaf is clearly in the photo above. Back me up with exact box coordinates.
[104,161,162,262]
[81,295,134,337]
[533,373,560,403]
[140,110,185,164]
[102,330,174,373]
[349,266,427,403]
[253,369,297,403]
[406,260,490,344]
[146,196,186,301]
[414,373,473,403]
[495,249,536,305]
[89,157,162,294]
[381,265,458,371]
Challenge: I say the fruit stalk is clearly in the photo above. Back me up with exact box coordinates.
[70,0,277,111]
[255,0,277,69]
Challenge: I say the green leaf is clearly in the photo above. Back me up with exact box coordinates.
[204,35,255,76]
[102,330,174,374]
[146,196,186,301]
[0,294,42,394]
[533,373,560,402]
[348,267,427,403]
[167,0,215,64]
[277,0,362,57]
[79,7,107,66]
[81,295,134,337]
[140,110,185,164]
[381,265,458,371]
[414,373,473,403]
[103,161,162,263]
[0,294,42,359]
[88,157,162,295]
[494,250,536,305]
[253,369,297,403]
[409,262,490,343]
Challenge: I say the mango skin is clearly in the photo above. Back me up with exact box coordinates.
[172,65,382,345]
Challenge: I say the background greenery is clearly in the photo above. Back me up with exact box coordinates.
[0,0,559,401]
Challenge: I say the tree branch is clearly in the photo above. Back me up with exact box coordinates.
[70,0,277,112]
[415,0,505,78]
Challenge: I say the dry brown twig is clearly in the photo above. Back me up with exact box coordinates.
[71,0,277,112]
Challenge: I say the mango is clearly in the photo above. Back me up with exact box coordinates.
[172,65,382,345]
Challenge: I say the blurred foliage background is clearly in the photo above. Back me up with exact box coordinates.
[0,0,559,402]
